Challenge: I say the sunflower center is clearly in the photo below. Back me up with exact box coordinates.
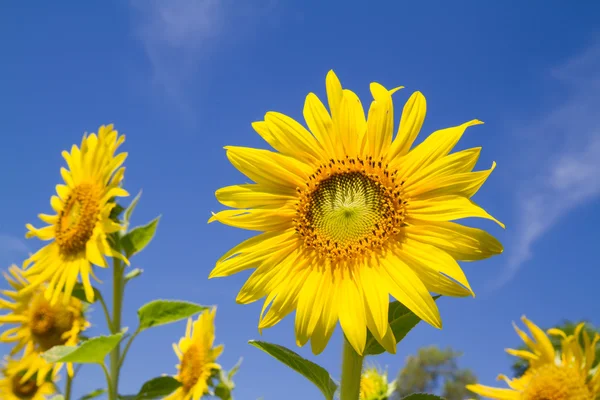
[55,183,101,257]
[521,364,592,400]
[29,293,75,351]
[295,158,405,260]
[180,344,205,392]
[11,373,38,399]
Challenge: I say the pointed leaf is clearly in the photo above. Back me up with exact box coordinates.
[80,389,107,400]
[123,376,182,399]
[402,394,444,400]
[122,216,160,257]
[124,190,143,228]
[42,332,126,364]
[365,296,441,355]
[137,300,207,332]
[125,268,143,283]
[70,282,102,304]
[249,340,337,400]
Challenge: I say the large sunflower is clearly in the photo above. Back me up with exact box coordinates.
[0,357,56,400]
[166,308,223,400]
[23,124,129,304]
[209,70,503,355]
[467,317,600,400]
[0,265,89,385]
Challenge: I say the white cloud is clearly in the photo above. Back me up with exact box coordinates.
[129,0,278,113]
[0,234,29,268]
[493,43,600,288]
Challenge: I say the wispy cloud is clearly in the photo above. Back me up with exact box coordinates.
[0,234,29,267]
[129,0,277,115]
[493,42,600,288]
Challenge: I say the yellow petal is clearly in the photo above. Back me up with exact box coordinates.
[310,282,338,355]
[303,92,337,158]
[338,89,367,157]
[326,70,343,122]
[380,254,442,329]
[395,119,483,178]
[225,146,311,189]
[521,316,555,363]
[387,91,427,160]
[407,195,505,228]
[295,270,324,346]
[338,274,367,355]
[215,184,296,209]
[408,162,497,199]
[263,112,325,162]
[359,263,389,341]
[365,82,401,159]
[405,222,503,261]
[402,147,482,190]
[208,208,295,231]
[466,384,519,399]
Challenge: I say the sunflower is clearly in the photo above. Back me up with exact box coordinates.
[166,308,223,400]
[0,357,56,400]
[0,265,89,385]
[360,365,395,400]
[209,70,503,355]
[23,124,129,304]
[466,316,600,400]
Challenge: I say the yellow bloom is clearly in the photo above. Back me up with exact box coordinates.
[209,70,503,355]
[360,366,394,400]
[0,265,89,385]
[467,316,600,399]
[0,357,56,400]
[167,308,223,400]
[23,124,129,304]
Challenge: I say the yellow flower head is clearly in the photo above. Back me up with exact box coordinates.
[360,365,394,400]
[23,124,129,304]
[0,265,89,385]
[467,316,600,400]
[209,70,503,355]
[166,308,223,400]
[0,357,56,400]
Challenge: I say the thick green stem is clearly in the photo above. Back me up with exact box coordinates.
[340,337,364,400]
[109,258,124,400]
[64,372,73,400]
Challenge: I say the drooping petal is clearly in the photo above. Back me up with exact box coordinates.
[407,195,505,228]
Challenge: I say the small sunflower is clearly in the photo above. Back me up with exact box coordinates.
[0,357,56,400]
[360,365,395,400]
[466,316,600,400]
[23,124,129,304]
[167,308,223,400]
[209,70,503,355]
[0,265,89,385]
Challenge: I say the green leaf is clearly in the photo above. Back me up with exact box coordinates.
[70,282,102,304]
[121,216,160,257]
[125,268,143,283]
[214,358,243,400]
[42,331,126,364]
[365,296,441,356]
[79,389,107,400]
[137,300,207,332]
[123,190,143,228]
[402,394,445,400]
[110,203,125,222]
[249,340,337,400]
[122,376,181,400]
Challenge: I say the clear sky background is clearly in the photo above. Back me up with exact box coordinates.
[1,1,599,399]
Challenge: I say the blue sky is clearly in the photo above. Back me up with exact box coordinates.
[1,1,599,399]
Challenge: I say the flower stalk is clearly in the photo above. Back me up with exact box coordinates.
[340,337,364,400]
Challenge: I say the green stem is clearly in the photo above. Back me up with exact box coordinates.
[98,292,114,333]
[101,363,113,398]
[64,372,73,400]
[109,258,124,400]
[339,337,364,400]
[118,330,139,369]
